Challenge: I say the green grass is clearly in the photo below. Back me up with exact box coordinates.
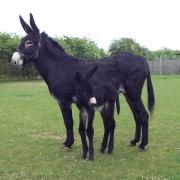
[0,76,180,180]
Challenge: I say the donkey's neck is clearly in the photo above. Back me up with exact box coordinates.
[33,36,80,97]
[34,34,71,74]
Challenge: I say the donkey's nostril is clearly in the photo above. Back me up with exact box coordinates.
[14,61,17,64]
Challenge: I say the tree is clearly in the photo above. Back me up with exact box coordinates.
[56,36,107,59]
[108,38,151,60]
[150,48,180,60]
[0,32,20,59]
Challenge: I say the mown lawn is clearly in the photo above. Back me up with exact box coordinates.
[0,75,180,180]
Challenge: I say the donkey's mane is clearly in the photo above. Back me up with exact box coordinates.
[42,32,66,53]
[49,38,66,53]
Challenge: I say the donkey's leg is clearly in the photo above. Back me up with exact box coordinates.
[86,110,95,160]
[125,96,141,146]
[137,100,149,150]
[59,101,74,148]
[79,108,89,159]
[125,73,147,149]
[127,98,149,150]
[130,121,141,146]
[100,110,110,153]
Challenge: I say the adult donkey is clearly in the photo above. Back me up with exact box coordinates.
[11,14,155,151]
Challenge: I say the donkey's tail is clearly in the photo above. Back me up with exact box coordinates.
[147,69,155,115]
[116,95,120,115]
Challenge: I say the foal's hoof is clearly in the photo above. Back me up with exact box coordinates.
[82,153,88,160]
[108,148,113,154]
[63,146,71,151]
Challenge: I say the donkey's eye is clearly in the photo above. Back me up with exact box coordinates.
[25,40,33,48]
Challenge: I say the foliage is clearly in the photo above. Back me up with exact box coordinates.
[0,32,19,59]
[108,38,180,61]
[109,38,151,60]
[150,48,180,60]
[0,76,180,179]
[56,36,107,59]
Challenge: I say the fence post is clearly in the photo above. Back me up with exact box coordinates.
[160,55,162,75]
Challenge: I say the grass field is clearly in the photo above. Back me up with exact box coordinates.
[0,75,180,180]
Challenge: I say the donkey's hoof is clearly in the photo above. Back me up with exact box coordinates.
[88,155,94,161]
[128,143,136,147]
[138,146,145,152]
[63,141,67,146]
[100,149,105,154]
[63,146,71,151]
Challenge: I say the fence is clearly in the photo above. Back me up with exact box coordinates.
[148,60,180,74]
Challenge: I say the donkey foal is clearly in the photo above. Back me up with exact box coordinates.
[74,66,120,160]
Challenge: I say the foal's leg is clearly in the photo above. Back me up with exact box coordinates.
[86,110,95,160]
[100,110,110,153]
[79,108,88,159]
[104,102,116,154]
[59,101,74,148]
[108,116,115,154]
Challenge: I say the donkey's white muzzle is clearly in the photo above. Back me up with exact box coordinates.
[11,52,23,69]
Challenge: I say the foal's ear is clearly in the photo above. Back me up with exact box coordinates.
[29,13,39,35]
[19,15,32,34]
[74,72,82,83]
[85,65,98,80]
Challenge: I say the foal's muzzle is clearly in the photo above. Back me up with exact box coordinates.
[11,52,23,69]
[89,97,97,106]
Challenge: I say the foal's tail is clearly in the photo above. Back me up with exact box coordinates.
[115,95,120,115]
[147,69,155,115]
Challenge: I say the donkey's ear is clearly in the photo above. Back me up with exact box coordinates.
[74,72,82,83]
[85,66,98,80]
[30,13,39,35]
[19,15,32,34]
